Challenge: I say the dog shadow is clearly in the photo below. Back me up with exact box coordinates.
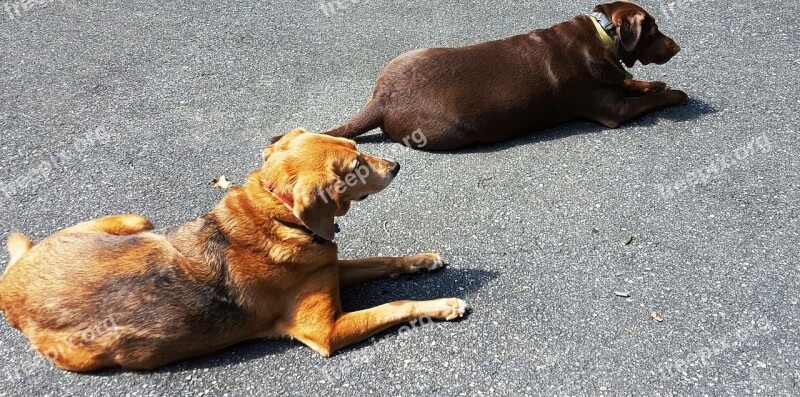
[85,267,497,376]
[339,267,499,311]
[332,267,499,354]
[353,97,717,153]
[657,97,717,123]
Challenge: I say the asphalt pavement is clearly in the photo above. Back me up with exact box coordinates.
[0,0,798,396]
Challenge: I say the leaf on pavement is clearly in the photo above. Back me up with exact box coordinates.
[213,175,234,191]
[651,311,664,322]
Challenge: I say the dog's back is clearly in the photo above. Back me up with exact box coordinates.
[0,222,258,370]
[380,24,617,147]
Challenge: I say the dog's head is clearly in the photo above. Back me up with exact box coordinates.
[259,128,400,241]
[594,1,680,67]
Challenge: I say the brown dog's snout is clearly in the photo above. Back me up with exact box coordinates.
[651,35,681,65]
[390,162,400,176]
[667,38,680,55]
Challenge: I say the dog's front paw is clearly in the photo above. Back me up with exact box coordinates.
[666,89,689,105]
[645,81,668,94]
[417,298,469,321]
[434,298,469,321]
[403,253,447,274]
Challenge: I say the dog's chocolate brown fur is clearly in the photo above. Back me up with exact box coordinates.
[325,1,688,150]
[0,129,468,371]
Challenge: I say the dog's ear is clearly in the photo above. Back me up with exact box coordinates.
[270,127,307,145]
[262,146,274,162]
[283,127,307,140]
[292,176,339,241]
[265,128,309,161]
[618,11,644,53]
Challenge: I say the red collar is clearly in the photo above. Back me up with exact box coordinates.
[264,180,341,243]
[264,181,294,209]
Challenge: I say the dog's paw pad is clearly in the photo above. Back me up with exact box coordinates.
[428,254,447,271]
[406,253,448,273]
[444,298,469,321]
[668,89,689,104]
[646,81,668,93]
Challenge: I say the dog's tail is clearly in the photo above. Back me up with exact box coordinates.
[1,233,32,311]
[3,233,32,277]
[323,97,385,139]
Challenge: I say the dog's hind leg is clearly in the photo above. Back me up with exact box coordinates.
[33,334,112,372]
[337,253,446,287]
[58,214,154,236]
[323,98,385,139]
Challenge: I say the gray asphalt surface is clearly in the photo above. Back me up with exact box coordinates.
[0,0,798,396]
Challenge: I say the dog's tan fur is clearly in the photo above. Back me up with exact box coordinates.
[0,129,467,371]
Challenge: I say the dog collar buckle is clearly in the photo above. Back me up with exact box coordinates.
[590,12,616,39]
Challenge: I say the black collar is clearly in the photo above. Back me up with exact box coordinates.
[590,12,616,40]
[275,218,340,244]
[311,223,341,244]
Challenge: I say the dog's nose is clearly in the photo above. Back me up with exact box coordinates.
[390,162,401,176]
[667,39,680,54]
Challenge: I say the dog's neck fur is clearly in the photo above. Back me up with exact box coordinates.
[204,172,337,262]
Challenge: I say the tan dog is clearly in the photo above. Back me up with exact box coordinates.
[0,128,468,371]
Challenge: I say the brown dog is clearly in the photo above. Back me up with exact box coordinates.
[0,128,468,371]
[324,1,688,150]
